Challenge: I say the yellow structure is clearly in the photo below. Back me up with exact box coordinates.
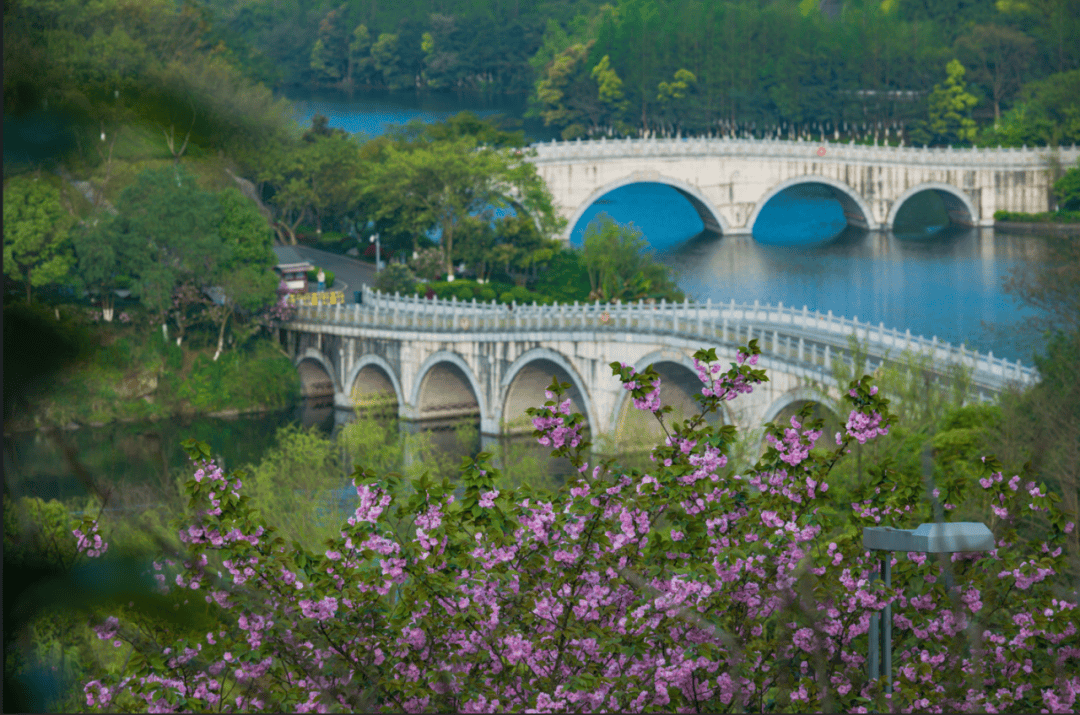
[287,291,345,306]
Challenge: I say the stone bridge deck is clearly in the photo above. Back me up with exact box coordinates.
[285,287,1037,424]
[524,137,1080,238]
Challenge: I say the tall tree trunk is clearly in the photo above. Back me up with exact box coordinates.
[443,218,455,279]
[25,268,32,303]
[95,125,120,211]
[213,312,230,361]
[163,109,195,165]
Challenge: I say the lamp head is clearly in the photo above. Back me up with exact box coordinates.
[863,522,995,554]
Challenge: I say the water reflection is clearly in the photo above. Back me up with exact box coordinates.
[752,183,847,245]
[286,87,560,142]
[566,181,1049,361]
[3,404,329,505]
[660,226,1047,361]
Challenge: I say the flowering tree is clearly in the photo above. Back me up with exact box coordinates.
[71,340,1078,713]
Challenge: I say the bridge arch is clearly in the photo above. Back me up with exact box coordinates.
[761,386,843,428]
[747,175,878,234]
[885,181,978,229]
[754,386,844,458]
[610,350,730,449]
[345,355,404,413]
[565,174,730,241]
[410,351,487,422]
[295,348,339,397]
[499,347,595,434]
[500,194,546,237]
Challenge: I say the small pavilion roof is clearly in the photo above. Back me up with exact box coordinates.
[272,246,314,272]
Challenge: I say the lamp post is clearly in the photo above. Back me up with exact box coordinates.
[369,232,381,272]
[861,522,995,695]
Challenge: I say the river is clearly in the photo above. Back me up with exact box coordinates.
[5,89,1056,526]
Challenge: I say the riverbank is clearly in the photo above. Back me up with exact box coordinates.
[3,310,301,436]
[994,220,1080,236]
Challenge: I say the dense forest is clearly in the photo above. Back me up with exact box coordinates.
[2,0,686,328]
[186,0,1080,146]
[5,0,1080,156]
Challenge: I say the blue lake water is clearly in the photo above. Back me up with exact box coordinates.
[570,182,1046,363]
[288,88,559,142]
[286,90,1051,364]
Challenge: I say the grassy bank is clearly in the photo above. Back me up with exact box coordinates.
[994,209,1080,224]
[3,301,300,434]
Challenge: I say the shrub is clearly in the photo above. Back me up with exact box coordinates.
[176,339,297,413]
[372,263,417,296]
[450,283,475,301]
[995,209,1080,223]
[155,338,183,372]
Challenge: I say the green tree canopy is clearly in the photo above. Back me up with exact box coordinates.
[258,128,363,244]
[912,59,980,146]
[362,132,563,279]
[423,111,527,148]
[580,213,684,303]
[371,32,413,90]
[655,68,697,132]
[71,212,143,320]
[954,24,1035,126]
[109,166,226,333]
[2,174,76,303]
[452,213,500,283]
[978,70,1080,147]
[1054,162,1080,211]
[205,263,279,361]
[533,40,606,139]
[216,187,276,272]
[373,263,418,295]
[309,5,350,86]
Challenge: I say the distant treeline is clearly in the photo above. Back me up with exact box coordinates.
[201,0,1080,146]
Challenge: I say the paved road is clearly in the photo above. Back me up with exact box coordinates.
[290,245,378,304]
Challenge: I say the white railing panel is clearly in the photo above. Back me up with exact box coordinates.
[288,290,1038,391]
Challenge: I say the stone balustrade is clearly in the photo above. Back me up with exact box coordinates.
[525,136,1080,169]
[288,285,1038,398]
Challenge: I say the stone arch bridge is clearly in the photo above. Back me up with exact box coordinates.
[282,287,1037,451]
[523,137,1080,239]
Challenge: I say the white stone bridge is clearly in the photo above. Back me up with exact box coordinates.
[281,287,1037,448]
[524,137,1080,239]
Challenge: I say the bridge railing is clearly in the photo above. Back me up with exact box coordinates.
[525,136,1080,168]
[288,286,1038,395]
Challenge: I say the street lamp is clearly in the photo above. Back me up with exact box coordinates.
[861,522,995,695]
[369,232,381,273]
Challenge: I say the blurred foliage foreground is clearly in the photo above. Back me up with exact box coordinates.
[5,311,1079,710]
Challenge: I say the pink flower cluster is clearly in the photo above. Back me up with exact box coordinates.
[531,390,583,448]
[73,521,108,558]
[765,414,823,467]
[694,355,757,401]
[843,408,890,444]
[618,363,663,412]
